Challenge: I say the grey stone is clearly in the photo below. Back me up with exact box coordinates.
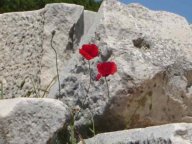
[79,123,192,144]
[83,10,97,36]
[49,0,192,133]
[41,4,84,92]
[0,10,44,99]
[0,98,69,144]
[0,3,84,99]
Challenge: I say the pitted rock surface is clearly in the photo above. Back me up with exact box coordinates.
[79,123,192,144]
[0,10,44,98]
[0,3,84,98]
[0,98,69,144]
[48,0,192,133]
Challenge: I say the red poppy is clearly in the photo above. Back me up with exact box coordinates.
[96,73,102,81]
[96,61,117,80]
[79,44,99,60]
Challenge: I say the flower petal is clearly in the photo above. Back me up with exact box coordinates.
[96,73,102,81]
[79,49,92,60]
[110,62,117,74]
[79,44,99,60]
[97,62,107,76]
[97,61,117,77]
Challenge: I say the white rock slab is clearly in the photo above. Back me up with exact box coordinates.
[79,123,192,144]
[0,98,69,144]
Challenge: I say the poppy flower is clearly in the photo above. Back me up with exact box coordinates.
[96,61,117,80]
[79,44,99,60]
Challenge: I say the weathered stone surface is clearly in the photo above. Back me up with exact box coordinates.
[48,0,192,133]
[83,10,97,36]
[0,98,69,144]
[0,10,44,99]
[79,123,192,144]
[0,3,84,99]
[41,4,84,91]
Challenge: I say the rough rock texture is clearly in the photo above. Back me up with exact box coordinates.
[0,98,69,144]
[41,4,84,91]
[0,3,84,99]
[79,123,192,144]
[49,0,192,133]
[0,10,44,99]
[83,10,97,36]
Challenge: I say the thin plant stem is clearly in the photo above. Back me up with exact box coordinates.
[51,31,61,99]
[86,61,91,96]
[42,75,57,98]
[30,77,41,98]
[105,77,110,98]
[92,115,95,136]
[82,61,91,106]
[0,81,3,99]
[70,110,77,144]
[90,113,96,136]
[149,95,152,110]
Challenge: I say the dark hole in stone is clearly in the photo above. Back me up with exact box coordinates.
[153,83,157,87]
[61,83,65,88]
[117,103,120,107]
[92,97,98,103]
[181,94,184,99]
[128,88,134,94]
[132,38,150,49]
[149,105,152,110]
[140,90,144,93]
[73,84,78,91]
[148,91,152,97]
[66,90,74,96]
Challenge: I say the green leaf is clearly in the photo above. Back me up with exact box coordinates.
[20,80,25,89]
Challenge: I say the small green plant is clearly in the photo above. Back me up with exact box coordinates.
[69,110,77,144]
[0,80,3,99]
[68,107,85,144]
[51,30,61,99]
[48,34,116,143]
[19,75,56,98]
[30,77,41,98]
[89,115,96,137]
[41,75,57,98]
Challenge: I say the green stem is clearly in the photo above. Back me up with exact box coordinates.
[30,77,40,98]
[91,115,95,136]
[86,61,91,96]
[150,95,152,110]
[82,61,91,106]
[105,77,110,98]
[0,81,3,99]
[89,112,96,136]
[42,75,57,98]
[70,111,77,144]
[51,32,61,99]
